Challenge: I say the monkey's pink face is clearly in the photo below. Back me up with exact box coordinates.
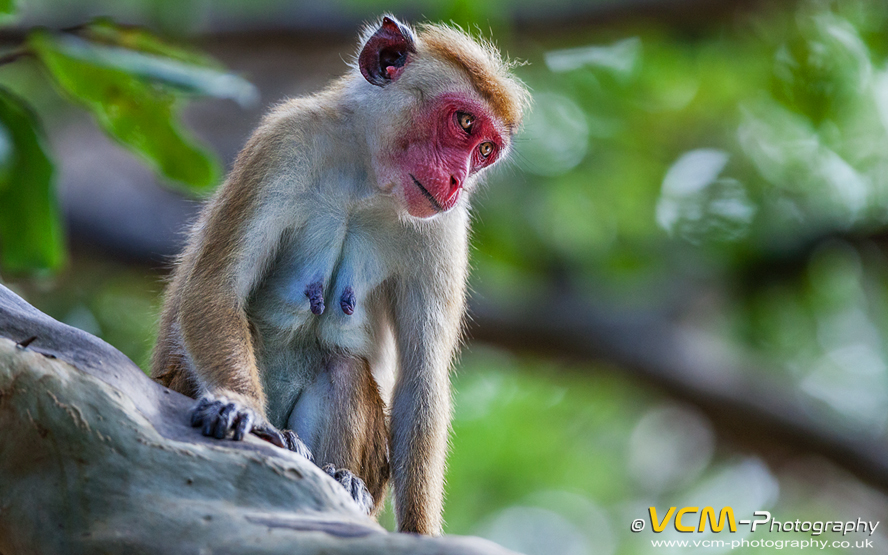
[392,93,505,218]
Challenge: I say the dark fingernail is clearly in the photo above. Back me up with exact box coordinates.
[257,427,286,449]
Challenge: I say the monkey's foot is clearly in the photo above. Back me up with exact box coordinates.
[251,425,314,460]
[277,429,314,462]
[322,464,374,514]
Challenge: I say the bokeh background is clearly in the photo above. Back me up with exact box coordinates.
[1,0,888,553]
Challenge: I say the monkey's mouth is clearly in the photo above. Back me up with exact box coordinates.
[410,174,445,213]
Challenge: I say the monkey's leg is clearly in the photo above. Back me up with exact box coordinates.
[292,354,390,515]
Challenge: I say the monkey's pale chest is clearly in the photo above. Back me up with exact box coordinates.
[248,214,395,354]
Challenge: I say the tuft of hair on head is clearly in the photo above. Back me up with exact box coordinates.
[416,23,531,132]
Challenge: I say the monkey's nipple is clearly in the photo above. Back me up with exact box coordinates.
[305,281,325,315]
[340,287,356,316]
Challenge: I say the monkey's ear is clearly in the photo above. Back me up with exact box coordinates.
[359,16,416,87]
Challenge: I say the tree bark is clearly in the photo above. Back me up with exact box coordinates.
[0,284,518,555]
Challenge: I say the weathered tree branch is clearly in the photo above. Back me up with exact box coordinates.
[0,284,517,554]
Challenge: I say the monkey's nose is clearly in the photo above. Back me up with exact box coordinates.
[447,175,461,201]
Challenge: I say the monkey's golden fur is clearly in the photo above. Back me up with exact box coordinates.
[417,24,527,130]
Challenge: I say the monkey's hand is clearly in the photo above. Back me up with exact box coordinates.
[190,395,264,441]
[322,464,374,515]
[189,396,312,461]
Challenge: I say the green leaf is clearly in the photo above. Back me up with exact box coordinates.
[29,31,223,193]
[40,31,258,107]
[0,0,16,18]
[0,87,65,273]
[80,18,223,68]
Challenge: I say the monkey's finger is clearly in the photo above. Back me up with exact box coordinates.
[213,403,238,439]
[195,401,223,432]
[253,426,286,449]
[198,400,224,436]
[202,411,219,437]
[190,410,203,428]
[189,397,213,427]
[233,410,254,441]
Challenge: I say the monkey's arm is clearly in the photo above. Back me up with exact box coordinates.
[163,141,311,449]
[172,185,278,439]
[390,227,469,535]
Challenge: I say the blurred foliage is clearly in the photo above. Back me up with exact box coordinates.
[379,346,871,554]
[0,0,14,17]
[8,254,160,369]
[383,0,888,548]
[469,0,888,441]
[29,31,221,190]
[0,87,63,273]
[0,10,256,274]
[474,0,888,293]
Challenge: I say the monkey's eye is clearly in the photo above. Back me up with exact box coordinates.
[479,142,494,158]
[457,112,474,131]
